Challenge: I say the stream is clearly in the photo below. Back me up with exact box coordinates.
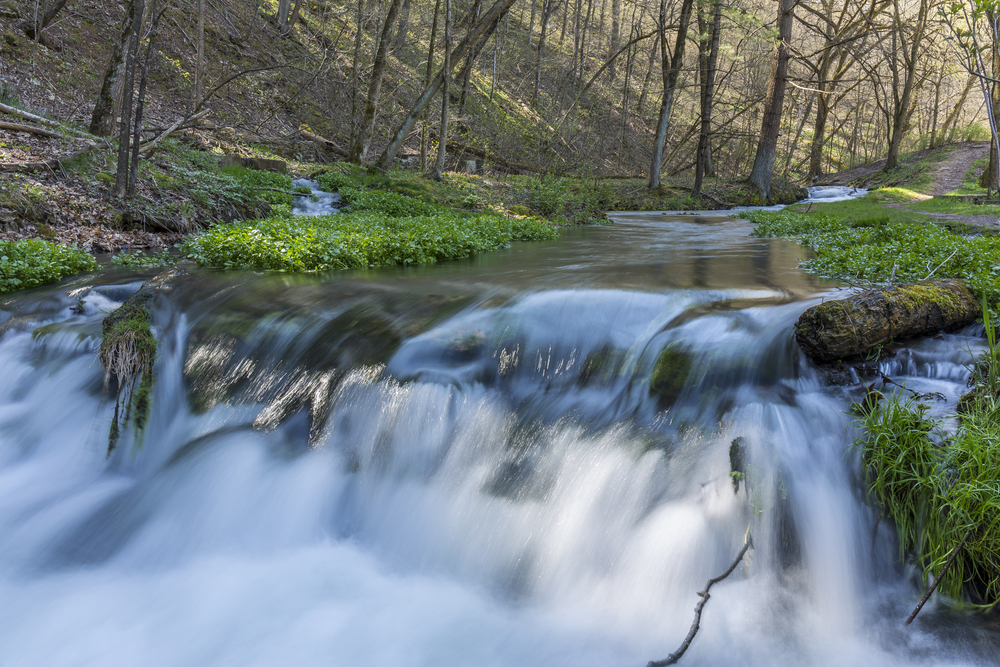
[0,187,996,666]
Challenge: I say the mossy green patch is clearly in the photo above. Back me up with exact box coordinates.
[99,292,157,456]
[649,344,693,402]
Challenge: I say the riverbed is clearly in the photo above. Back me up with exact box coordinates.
[0,194,995,666]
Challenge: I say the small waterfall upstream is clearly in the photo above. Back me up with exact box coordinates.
[0,190,996,666]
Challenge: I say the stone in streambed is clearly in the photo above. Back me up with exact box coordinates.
[794,279,979,363]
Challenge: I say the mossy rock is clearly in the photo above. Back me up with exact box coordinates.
[794,279,979,363]
[649,344,693,402]
[578,345,628,385]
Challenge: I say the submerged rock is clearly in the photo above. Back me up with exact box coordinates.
[794,279,979,363]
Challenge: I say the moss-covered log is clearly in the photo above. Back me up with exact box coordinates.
[794,279,979,363]
[98,269,181,455]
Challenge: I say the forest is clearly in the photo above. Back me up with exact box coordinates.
[0,0,992,209]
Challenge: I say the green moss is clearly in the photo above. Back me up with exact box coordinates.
[99,292,158,456]
[649,344,693,401]
[579,345,629,385]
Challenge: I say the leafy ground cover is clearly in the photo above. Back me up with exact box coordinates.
[743,198,1000,308]
[180,208,558,272]
[0,238,97,292]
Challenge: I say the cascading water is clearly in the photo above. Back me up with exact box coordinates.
[0,192,996,666]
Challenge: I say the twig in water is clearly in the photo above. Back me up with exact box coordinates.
[905,529,972,625]
[647,532,753,667]
[923,249,959,281]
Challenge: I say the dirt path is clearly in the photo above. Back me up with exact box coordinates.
[929,142,989,195]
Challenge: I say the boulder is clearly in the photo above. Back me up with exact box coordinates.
[794,279,979,363]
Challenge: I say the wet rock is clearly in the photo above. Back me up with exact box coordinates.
[794,279,979,363]
[649,344,692,402]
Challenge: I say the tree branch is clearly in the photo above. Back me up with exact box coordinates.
[647,532,753,667]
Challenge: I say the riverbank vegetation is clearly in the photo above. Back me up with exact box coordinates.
[857,343,1000,612]
[0,238,96,293]
[742,200,1000,311]
[181,208,558,272]
[747,191,1000,613]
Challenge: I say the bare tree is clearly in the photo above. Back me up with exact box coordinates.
[432,0,452,180]
[374,0,518,171]
[694,0,722,195]
[90,0,140,137]
[649,0,695,189]
[351,0,406,162]
[881,0,929,172]
[747,0,796,199]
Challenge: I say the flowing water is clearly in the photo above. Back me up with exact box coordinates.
[0,190,996,666]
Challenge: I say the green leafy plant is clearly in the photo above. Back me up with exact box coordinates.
[0,239,97,293]
[180,210,558,273]
[111,249,175,268]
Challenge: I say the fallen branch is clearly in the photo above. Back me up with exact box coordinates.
[0,121,63,139]
[140,109,212,158]
[0,144,96,173]
[647,532,753,667]
[905,529,972,625]
[0,101,61,127]
[299,126,349,158]
[0,103,102,142]
[445,139,545,174]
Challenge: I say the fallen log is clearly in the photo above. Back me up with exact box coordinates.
[298,126,350,158]
[794,279,980,363]
[0,121,63,139]
[445,139,545,174]
[0,144,96,173]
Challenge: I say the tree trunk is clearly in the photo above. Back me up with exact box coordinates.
[648,0,694,189]
[350,0,406,163]
[195,0,205,111]
[113,0,145,198]
[747,0,795,200]
[18,0,69,44]
[609,0,620,80]
[391,0,412,51]
[89,0,138,137]
[129,0,160,198]
[883,0,928,173]
[282,0,305,34]
[693,0,721,195]
[458,0,483,120]
[375,0,516,171]
[532,0,557,106]
[420,0,442,172]
[432,0,452,181]
[349,0,365,157]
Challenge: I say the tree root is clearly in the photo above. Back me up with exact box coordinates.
[647,532,753,667]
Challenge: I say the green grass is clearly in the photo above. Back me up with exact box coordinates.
[908,197,1000,217]
[0,239,97,293]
